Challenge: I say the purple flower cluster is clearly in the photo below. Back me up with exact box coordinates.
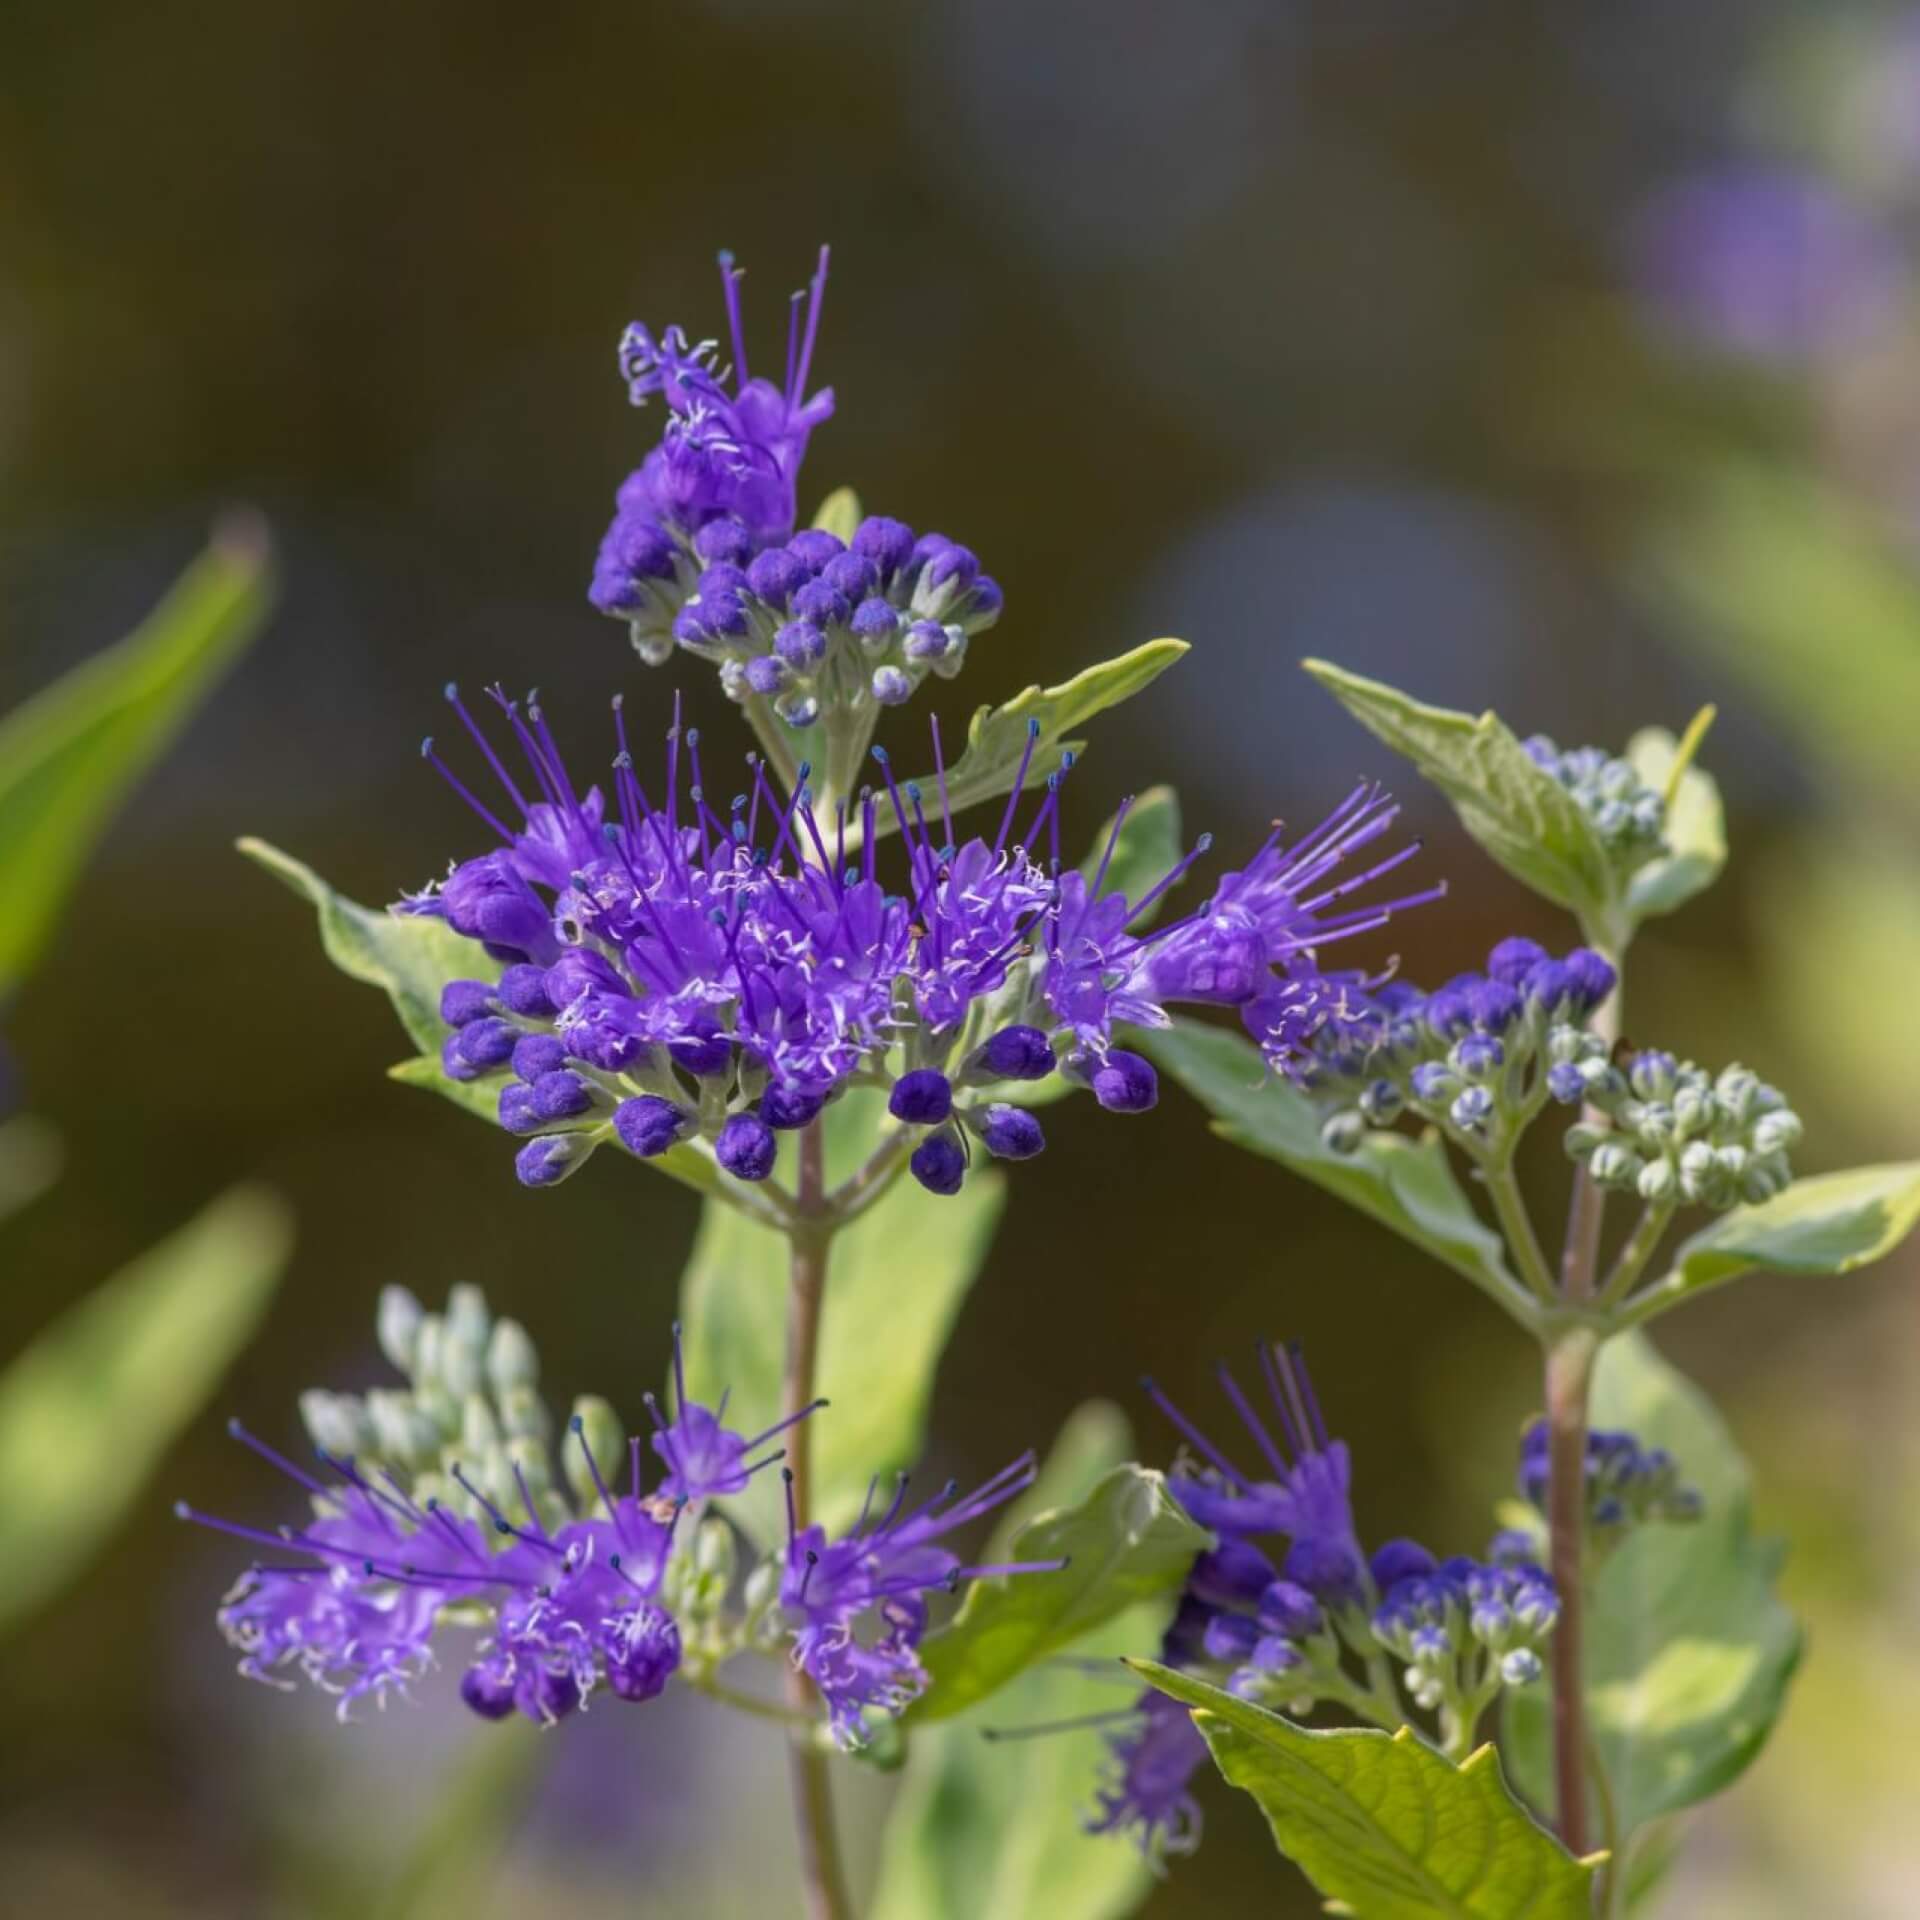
[1301,935,1616,1148]
[1092,1343,1559,1859]
[410,687,1433,1196]
[667,511,1001,727]
[590,249,835,662]
[1517,1421,1702,1535]
[182,1316,1050,1741]
[779,1455,1062,1747]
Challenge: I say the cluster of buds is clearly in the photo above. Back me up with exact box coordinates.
[1514,1421,1704,1557]
[671,515,1000,729]
[1523,734,1667,865]
[1369,1545,1560,1709]
[1308,937,1616,1156]
[1557,1045,1802,1208]
[297,1282,585,1536]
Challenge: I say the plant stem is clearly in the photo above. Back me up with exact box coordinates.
[1595,1200,1674,1308]
[1544,1324,1599,1856]
[1483,1160,1559,1303]
[783,1120,852,1920]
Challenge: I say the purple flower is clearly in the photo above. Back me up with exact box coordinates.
[1089,1688,1210,1861]
[406,690,1429,1194]
[589,249,835,641]
[778,1454,1061,1747]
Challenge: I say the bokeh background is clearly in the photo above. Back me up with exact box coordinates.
[5,2,1920,1914]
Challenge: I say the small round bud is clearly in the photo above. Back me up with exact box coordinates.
[850,597,900,653]
[762,1084,826,1131]
[614,1094,688,1159]
[1636,1155,1679,1203]
[1486,937,1548,987]
[377,1285,426,1375]
[791,578,850,628]
[744,654,789,696]
[511,1033,567,1084]
[514,1134,586,1188]
[1258,1578,1325,1639]
[1409,1061,1460,1104]
[455,1017,519,1072]
[461,1663,518,1720]
[746,547,810,605]
[889,1069,954,1126]
[693,517,753,567]
[1500,1648,1544,1687]
[910,1133,967,1196]
[1320,1108,1366,1155]
[487,1318,540,1393]
[774,618,828,669]
[776,691,821,729]
[975,1025,1056,1081]
[979,1104,1045,1160]
[528,1069,593,1122]
[498,1081,540,1134]
[440,979,495,1028]
[1369,1539,1438,1590]
[852,514,916,577]
[1192,1540,1278,1607]
[300,1389,372,1459]
[903,619,952,662]
[1449,1087,1494,1132]
[1547,1062,1585,1105]
[1751,1110,1802,1156]
[787,528,846,571]
[1453,1033,1504,1079]
[715,1112,778,1182]
[1089,1049,1158,1114]
[1202,1612,1260,1663]
[1358,1078,1404,1126]
[871,665,913,706]
[822,551,878,600]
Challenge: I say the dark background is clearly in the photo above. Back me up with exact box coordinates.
[4,3,1916,1914]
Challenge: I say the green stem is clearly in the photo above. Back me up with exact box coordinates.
[782,1121,852,1920]
[1595,1200,1674,1309]
[828,1125,914,1224]
[1483,1161,1559,1303]
[1544,1325,1599,1857]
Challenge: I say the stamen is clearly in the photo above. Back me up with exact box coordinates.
[1141,1377,1247,1488]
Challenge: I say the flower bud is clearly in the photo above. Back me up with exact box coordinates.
[910,1132,967,1196]
[889,1069,954,1126]
[1500,1648,1544,1687]
[716,1112,778,1182]
[1358,1078,1403,1126]
[1636,1155,1678,1204]
[1751,1110,1802,1156]
[300,1389,372,1459]
[461,1393,502,1457]
[376,1285,426,1376]
[487,1318,541,1394]
[366,1388,442,1467]
[498,1385,551,1445]
[1320,1108,1366,1155]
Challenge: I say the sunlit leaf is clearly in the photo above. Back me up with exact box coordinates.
[811,486,864,543]
[871,1402,1160,1920]
[1630,1162,1920,1321]
[911,1464,1209,1721]
[1302,658,1614,922]
[0,1186,292,1634]
[887,640,1189,831]
[0,525,271,997]
[1504,1333,1802,1842]
[1137,1663,1600,1919]
[1142,1020,1526,1319]
[1622,724,1726,925]
[679,1088,1004,1545]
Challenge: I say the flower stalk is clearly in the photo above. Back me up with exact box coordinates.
[783,1117,852,1920]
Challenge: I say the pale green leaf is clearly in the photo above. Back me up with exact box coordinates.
[871,1403,1159,1920]
[1077,785,1183,931]
[1302,658,1614,921]
[911,1464,1210,1721]
[1622,725,1726,925]
[0,1186,292,1634]
[679,1088,1004,1544]
[1631,1161,1920,1321]
[890,640,1189,830]
[1505,1333,1802,1840]
[0,525,271,997]
[239,837,478,1055]
[1141,1020,1526,1319]
[0,1118,62,1227]
[1138,1664,1601,1920]
[811,486,864,542]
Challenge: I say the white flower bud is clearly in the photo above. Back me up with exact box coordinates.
[376,1286,426,1376]
[300,1389,371,1459]
[487,1318,541,1395]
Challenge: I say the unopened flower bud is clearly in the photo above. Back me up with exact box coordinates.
[487,1318,540,1395]
[376,1285,426,1376]
[1500,1648,1544,1687]
[300,1389,372,1460]
[1637,1155,1678,1204]
[498,1384,550,1445]
[1752,1110,1802,1156]
[1320,1109,1367,1155]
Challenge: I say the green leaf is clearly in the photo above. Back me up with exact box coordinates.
[1504,1332,1802,1840]
[1141,1020,1526,1319]
[1631,1161,1920,1320]
[1622,725,1726,925]
[892,640,1189,829]
[1077,785,1183,930]
[0,1118,62,1228]
[871,1403,1159,1920]
[0,525,271,998]
[1137,1664,1601,1920]
[679,1088,1004,1544]
[811,485,863,543]
[240,837,476,1055]
[0,1185,292,1635]
[911,1463,1210,1721]
[1302,659,1614,922]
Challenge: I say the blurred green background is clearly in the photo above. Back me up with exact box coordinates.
[4,2,1918,1914]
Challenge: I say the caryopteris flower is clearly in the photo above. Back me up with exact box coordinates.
[778,1454,1062,1747]
[1517,1420,1703,1546]
[408,686,1434,1196]
[590,249,835,661]
[179,1287,1044,1742]
[1093,1340,1560,1859]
